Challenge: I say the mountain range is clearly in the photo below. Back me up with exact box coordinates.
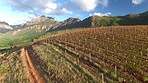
[1,11,148,33]
[0,11,148,50]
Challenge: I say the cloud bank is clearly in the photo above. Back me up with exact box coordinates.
[4,0,72,15]
[90,12,111,17]
[0,12,33,25]
[4,0,110,16]
[132,0,145,5]
[71,0,109,12]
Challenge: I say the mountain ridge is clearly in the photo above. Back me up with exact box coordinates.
[1,11,148,33]
[0,22,13,33]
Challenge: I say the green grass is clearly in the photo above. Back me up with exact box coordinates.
[0,50,30,82]
[0,33,10,50]
[0,29,45,50]
[31,44,97,82]
[0,66,8,75]
[123,63,145,75]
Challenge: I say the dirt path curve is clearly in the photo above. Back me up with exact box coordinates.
[21,48,45,83]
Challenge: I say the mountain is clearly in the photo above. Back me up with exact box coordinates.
[119,11,148,25]
[24,15,54,26]
[3,16,61,47]
[49,11,148,32]
[78,11,148,27]
[63,17,81,25]
[48,15,117,32]
[48,17,81,32]
[9,16,82,36]
[8,16,60,35]
[0,22,13,33]
[1,16,82,49]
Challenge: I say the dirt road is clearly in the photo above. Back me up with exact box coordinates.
[21,48,45,83]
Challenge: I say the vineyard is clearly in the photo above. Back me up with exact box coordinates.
[0,26,148,83]
[39,26,148,82]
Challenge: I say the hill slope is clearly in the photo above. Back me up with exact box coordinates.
[37,25,148,82]
[49,11,148,32]
[0,16,60,49]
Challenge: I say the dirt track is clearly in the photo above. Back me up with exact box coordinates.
[21,48,45,83]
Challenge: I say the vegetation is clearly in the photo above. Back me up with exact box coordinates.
[0,33,11,50]
[0,48,30,82]
[0,29,45,50]
[34,25,148,82]
[0,25,147,82]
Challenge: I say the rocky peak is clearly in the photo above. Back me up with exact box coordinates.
[40,15,46,17]
[40,15,54,20]
[24,15,54,26]
[64,17,81,23]
[0,21,9,25]
[0,21,13,33]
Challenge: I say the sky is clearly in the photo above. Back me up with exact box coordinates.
[0,0,147,25]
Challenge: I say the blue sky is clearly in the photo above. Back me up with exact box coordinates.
[0,0,147,25]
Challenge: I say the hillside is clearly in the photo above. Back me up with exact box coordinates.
[49,11,148,32]
[118,11,148,25]
[0,16,81,49]
[0,16,60,49]
[0,26,147,83]
[0,33,11,49]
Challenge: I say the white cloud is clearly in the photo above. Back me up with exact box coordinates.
[45,8,72,14]
[0,12,34,25]
[132,0,145,5]
[61,8,72,14]
[90,12,111,17]
[4,0,72,15]
[46,2,57,10]
[71,0,109,12]
[71,0,97,12]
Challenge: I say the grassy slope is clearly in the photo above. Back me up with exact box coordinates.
[0,29,45,50]
[0,48,30,82]
[0,33,10,49]
[91,11,148,27]
[0,19,58,50]
[10,29,45,45]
